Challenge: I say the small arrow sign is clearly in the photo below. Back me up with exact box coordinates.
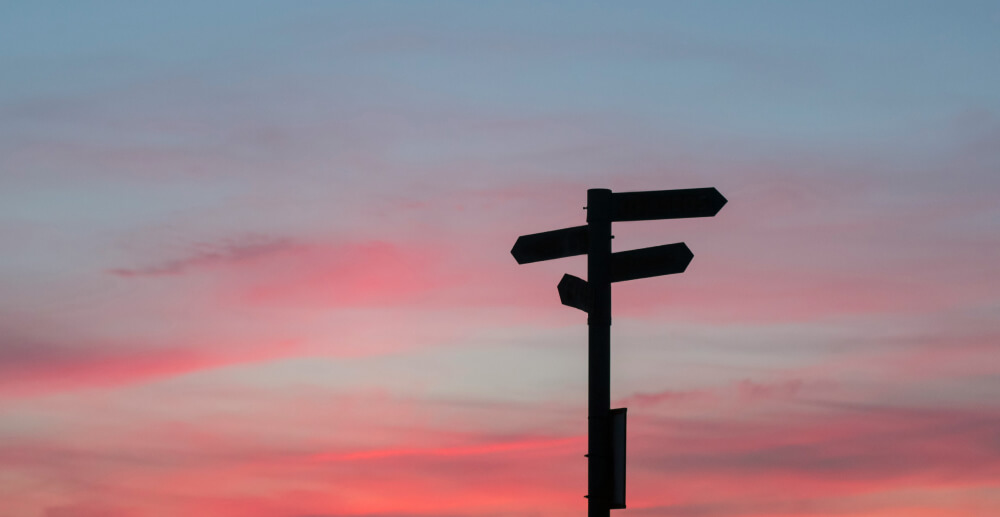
[511,225,588,264]
[611,187,727,222]
[610,242,692,282]
[558,274,592,313]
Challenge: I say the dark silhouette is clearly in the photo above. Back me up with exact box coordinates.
[511,187,727,516]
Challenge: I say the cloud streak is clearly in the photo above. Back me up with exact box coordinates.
[109,235,299,277]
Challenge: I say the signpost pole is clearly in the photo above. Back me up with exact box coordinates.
[587,188,612,517]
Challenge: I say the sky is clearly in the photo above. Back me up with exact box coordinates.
[1,1,999,516]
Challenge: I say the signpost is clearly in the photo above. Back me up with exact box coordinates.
[511,187,726,517]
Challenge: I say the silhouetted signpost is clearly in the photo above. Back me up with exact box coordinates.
[511,187,726,517]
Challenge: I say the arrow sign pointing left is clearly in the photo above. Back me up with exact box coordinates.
[610,242,693,282]
[511,225,588,264]
[558,274,592,313]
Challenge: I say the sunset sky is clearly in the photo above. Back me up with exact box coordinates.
[2,2,999,516]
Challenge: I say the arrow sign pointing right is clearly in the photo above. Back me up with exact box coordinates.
[511,225,589,264]
[611,187,727,222]
[610,242,693,282]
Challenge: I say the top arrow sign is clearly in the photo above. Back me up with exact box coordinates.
[611,187,727,222]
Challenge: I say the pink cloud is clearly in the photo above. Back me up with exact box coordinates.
[0,335,299,399]
[623,403,1000,515]
[780,330,1000,399]
[44,504,137,517]
[3,377,998,517]
[0,425,584,517]
[7,398,997,517]
[235,240,446,307]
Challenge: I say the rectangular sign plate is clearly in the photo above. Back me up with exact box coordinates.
[610,407,627,509]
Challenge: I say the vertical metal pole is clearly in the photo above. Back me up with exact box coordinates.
[587,188,612,517]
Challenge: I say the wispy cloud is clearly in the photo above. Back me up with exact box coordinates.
[109,235,299,277]
[618,378,830,409]
[309,434,583,462]
[620,388,713,407]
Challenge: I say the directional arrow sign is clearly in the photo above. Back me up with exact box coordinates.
[610,242,693,282]
[558,274,592,313]
[611,187,727,222]
[511,225,588,264]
